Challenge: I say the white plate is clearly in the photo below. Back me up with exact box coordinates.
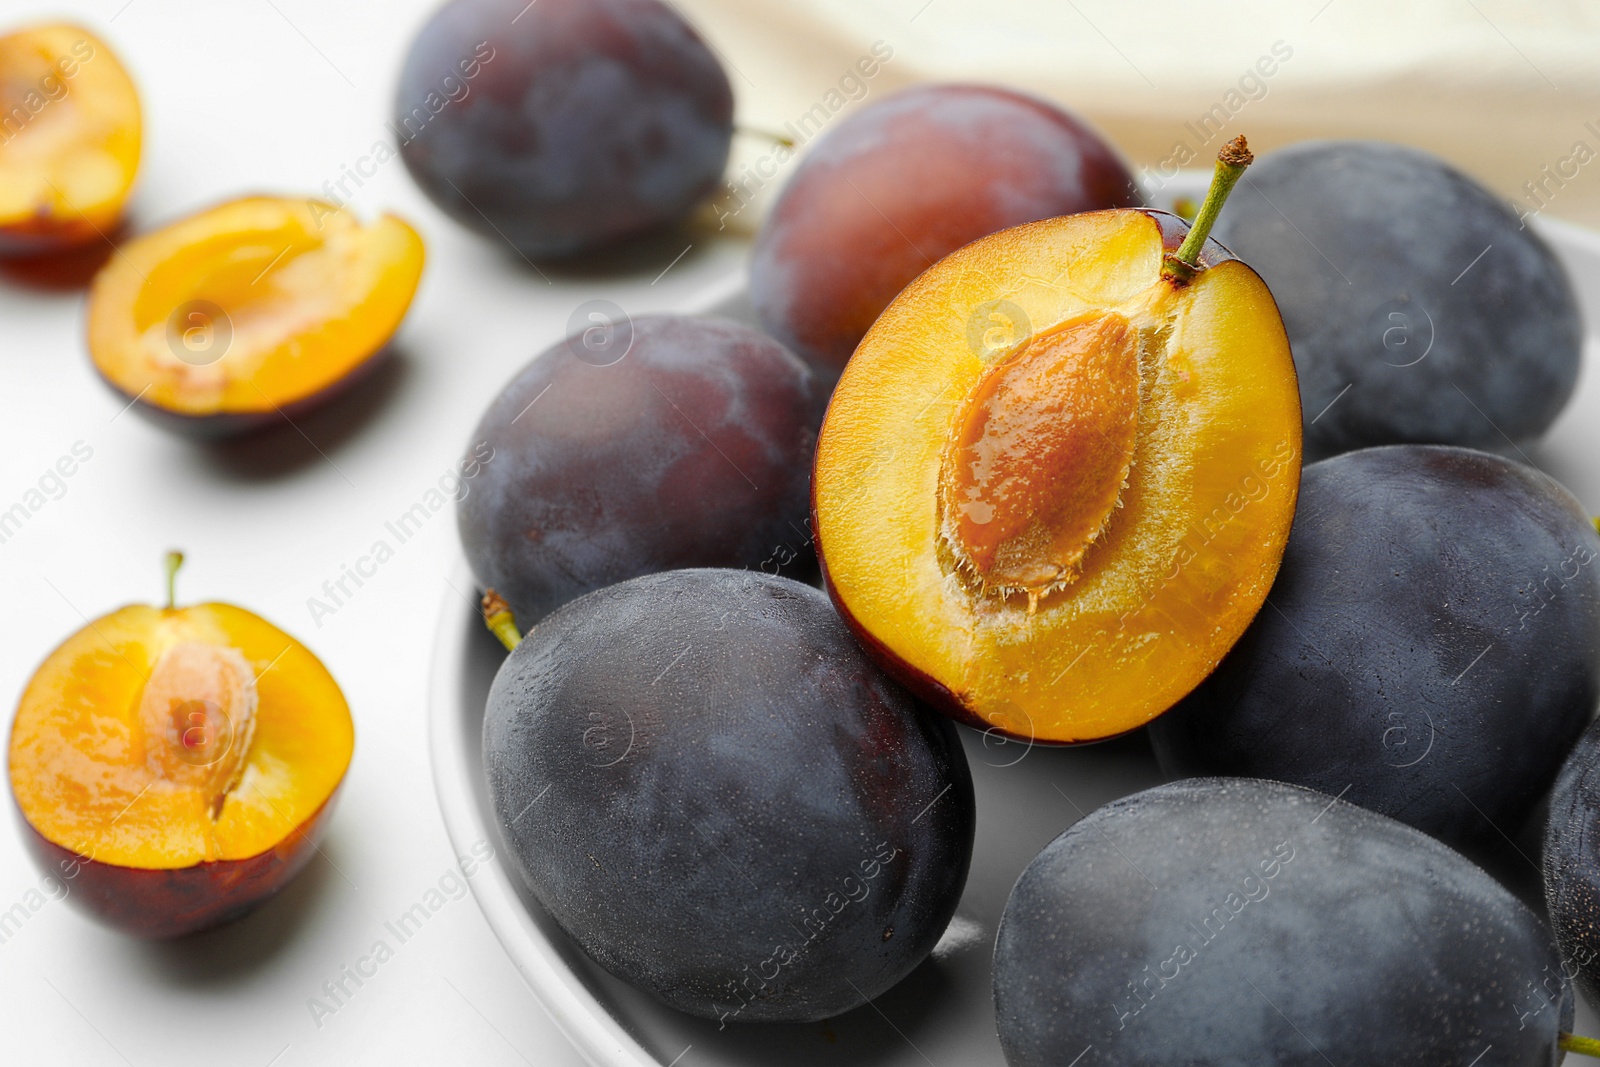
[428,177,1600,1066]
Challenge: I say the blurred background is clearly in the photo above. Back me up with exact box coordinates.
[3,1,1599,1064]
[699,0,1600,226]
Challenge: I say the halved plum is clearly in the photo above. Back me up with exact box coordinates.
[7,555,354,937]
[0,23,140,255]
[87,196,424,437]
[813,140,1301,744]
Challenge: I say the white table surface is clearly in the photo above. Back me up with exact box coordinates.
[8,3,1600,1066]
[0,1,744,1062]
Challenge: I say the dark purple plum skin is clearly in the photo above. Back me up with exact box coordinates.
[482,569,975,1023]
[458,314,822,625]
[995,778,1573,1067]
[1546,718,1600,1011]
[1149,446,1600,853]
[395,0,732,259]
[1212,140,1581,457]
[749,84,1139,380]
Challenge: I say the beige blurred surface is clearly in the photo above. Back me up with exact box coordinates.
[679,0,1600,226]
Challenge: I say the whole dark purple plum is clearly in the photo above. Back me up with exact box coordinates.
[1149,445,1600,853]
[1212,140,1581,456]
[395,0,732,258]
[458,314,821,625]
[483,569,975,1022]
[995,778,1574,1066]
[749,84,1139,380]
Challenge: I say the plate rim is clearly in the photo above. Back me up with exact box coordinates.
[426,265,751,1067]
[428,558,665,1067]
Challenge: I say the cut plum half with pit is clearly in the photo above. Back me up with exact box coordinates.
[814,139,1302,744]
[6,554,354,937]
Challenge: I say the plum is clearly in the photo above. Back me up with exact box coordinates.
[994,777,1575,1066]
[1149,445,1600,852]
[395,0,732,259]
[813,140,1301,743]
[88,197,423,437]
[1212,140,1581,456]
[0,24,141,255]
[1546,717,1600,1011]
[458,314,821,625]
[7,553,352,938]
[749,84,1139,380]
[482,569,975,1023]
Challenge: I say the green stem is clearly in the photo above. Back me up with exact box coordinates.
[1562,1032,1600,1057]
[1161,134,1254,286]
[735,124,795,149]
[164,550,184,611]
[481,589,522,652]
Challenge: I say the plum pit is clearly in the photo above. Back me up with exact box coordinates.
[136,641,257,818]
[938,312,1141,610]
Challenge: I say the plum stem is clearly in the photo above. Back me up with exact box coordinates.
[1161,135,1254,286]
[735,124,795,149]
[164,550,184,611]
[1562,1032,1600,1057]
[481,589,522,652]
